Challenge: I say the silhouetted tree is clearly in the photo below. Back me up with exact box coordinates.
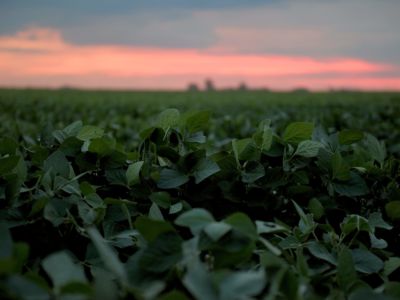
[238,82,248,91]
[187,83,199,92]
[204,79,215,91]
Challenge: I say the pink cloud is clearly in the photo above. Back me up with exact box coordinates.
[0,27,399,90]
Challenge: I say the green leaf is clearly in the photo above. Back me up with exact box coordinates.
[0,156,20,175]
[338,129,364,145]
[368,212,393,231]
[158,108,180,131]
[6,275,50,300]
[159,290,189,300]
[331,152,350,180]
[149,203,164,221]
[333,172,368,197]
[296,247,309,277]
[259,237,282,256]
[224,212,258,241]
[78,201,97,225]
[169,202,183,214]
[241,161,265,183]
[283,122,314,144]
[157,168,189,189]
[337,247,357,292]
[341,215,372,236]
[87,227,127,284]
[369,233,388,249]
[292,201,315,235]
[88,137,116,156]
[139,232,182,273]
[385,282,400,299]
[135,216,175,242]
[175,208,215,234]
[352,248,384,274]
[85,193,105,209]
[385,201,400,221]
[261,127,273,152]
[43,198,70,227]
[294,140,322,157]
[0,137,18,155]
[203,222,231,241]
[12,243,29,272]
[349,289,391,300]
[149,191,171,209]
[43,150,70,178]
[306,241,336,265]
[63,120,83,136]
[219,269,266,300]
[42,251,87,290]
[77,125,104,141]
[0,224,13,258]
[126,161,144,186]
[256,221,289,234]
[182,260,218,300]
[193,158,220,184]
[384,257,400,277]
[60,282,92,295]
[232,138,259,163]
[308,198,325,220]
[184,110,210,133]
[253,121,273,152]
[281,270,300,300]
[93,269,118,300]
[365,133,386,165]
[186,131,206,143]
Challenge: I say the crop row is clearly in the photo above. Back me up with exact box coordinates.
[1,107,400,299]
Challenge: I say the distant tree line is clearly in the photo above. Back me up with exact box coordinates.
[187,79,248,92]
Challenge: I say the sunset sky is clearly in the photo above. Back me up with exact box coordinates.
[0,0,399,90]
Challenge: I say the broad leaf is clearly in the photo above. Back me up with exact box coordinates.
[352,248,384,274]
[295,140,322,157]
[135,216,175,242]
[331,152,350,180]
[175,208,215,234]
[224,212,257,241]
[385,201,400,221]
[365,133,386,165]
[139,232,182,273]
[157,169,189,189]
[337,247,357,292]
[241,161,265,183]
[158,108,180,131]
[338,130,364,145]
[183,110,210,133]
[87,227,127,284]
[232,138,259,163]
[77,125,104,141]
[42,251,87,290]
[283,122,314,144]
[219,269,266,300]
[333,172,368,197]
[0,156,20,175]
[193,158,220,184]
[182,260,217,300]
[0,224,13,258]
[307,242,336,265]
[384,257,400,277]
[126,161,144,186]
[203,222,231,241]
[341,215,371,235]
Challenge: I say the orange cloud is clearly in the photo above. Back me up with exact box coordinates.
[0,27,399,90]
